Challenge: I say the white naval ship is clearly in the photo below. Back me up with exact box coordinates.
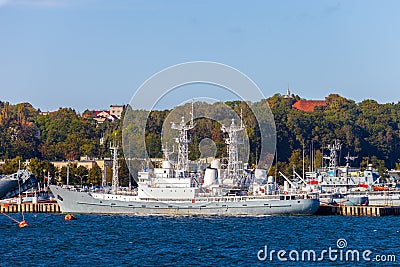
[50,113,319,216]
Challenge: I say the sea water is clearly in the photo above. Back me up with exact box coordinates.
[1,214,399,266]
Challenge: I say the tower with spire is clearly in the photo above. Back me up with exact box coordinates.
[284,86,293,99]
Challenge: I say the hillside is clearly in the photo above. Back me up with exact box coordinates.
[1,93,400,179]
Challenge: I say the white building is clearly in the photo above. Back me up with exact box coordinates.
[109,105,125,119]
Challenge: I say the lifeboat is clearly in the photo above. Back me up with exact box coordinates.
[373,185,388,191]
[357,183,369,188]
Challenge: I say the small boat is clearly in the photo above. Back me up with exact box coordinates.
[22,189,52,203]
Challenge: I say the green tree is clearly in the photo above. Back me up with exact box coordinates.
[58,163,80,185]
[76,165,89,186]
[1,156,24,174]
[36,108,98,160]
[88,163,102,186]
[118,158,131,187]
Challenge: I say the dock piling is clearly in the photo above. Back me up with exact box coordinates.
[0,203,60,213]
[317,205,400,216]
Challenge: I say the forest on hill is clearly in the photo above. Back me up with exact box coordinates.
[1,93,400,184]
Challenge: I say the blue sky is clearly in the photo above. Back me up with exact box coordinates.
[0,0,399,111]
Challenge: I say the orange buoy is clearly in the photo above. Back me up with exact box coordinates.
[64,214,77,221]
[18,220,29,228]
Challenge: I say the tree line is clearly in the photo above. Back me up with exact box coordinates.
[1,93,400,183]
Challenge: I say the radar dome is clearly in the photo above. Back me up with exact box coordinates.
[211,159,221,169]
[162,160,173,169]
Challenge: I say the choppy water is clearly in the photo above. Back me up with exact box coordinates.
[1,214,399,266]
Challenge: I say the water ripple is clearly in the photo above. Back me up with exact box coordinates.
[0,214,399,266]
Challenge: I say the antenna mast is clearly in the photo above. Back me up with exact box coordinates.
[110,135,119,193]
[222,117,245,183]
[326,140,341,170]
[344,152,358,167]
[171,103,195,175]
[162,142,174,162]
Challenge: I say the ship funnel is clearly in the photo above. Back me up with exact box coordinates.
[255,169,267,179]
[162,160,173,169]
[210,159,221,169]
[204,168,218,186]
[284,181,289,192]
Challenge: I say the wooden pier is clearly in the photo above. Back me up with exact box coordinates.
[317,205,400,216]
[0,203,60,213]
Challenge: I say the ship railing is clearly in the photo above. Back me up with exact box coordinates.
[143,193,317,203]
[136,193,319,203]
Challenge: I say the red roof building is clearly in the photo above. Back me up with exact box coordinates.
[292,100,326,112]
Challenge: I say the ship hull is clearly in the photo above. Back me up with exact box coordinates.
[351,191,400,206]
[320,195,369,206]
[50,186,320,216]
[0,179,18,199]
[0,170,37,200]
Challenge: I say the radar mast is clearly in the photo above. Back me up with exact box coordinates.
[171,102,195,176]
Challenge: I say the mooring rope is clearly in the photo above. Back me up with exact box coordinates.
[0,211,20,223]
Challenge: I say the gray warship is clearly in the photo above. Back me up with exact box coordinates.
[303,140,373,206]
[50,114,319,216]
[0,169,37,200]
